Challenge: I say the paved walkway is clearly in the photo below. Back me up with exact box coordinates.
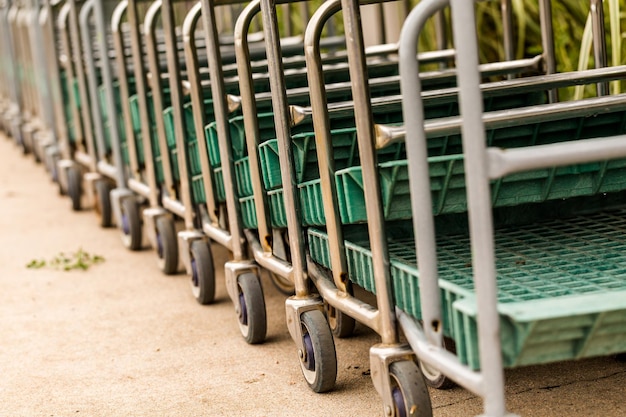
[0,134,624,416]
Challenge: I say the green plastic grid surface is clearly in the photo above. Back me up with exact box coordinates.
[308,209,626,370]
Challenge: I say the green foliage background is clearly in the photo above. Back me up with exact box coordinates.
[413,1,626,99]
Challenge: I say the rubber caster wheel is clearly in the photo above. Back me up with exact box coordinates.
[237,273,266,344]
[94,180,113,228]
[58,178,66,196]
[325,302,356,338]
[268,271,295,295]
[390,361,433,417]
[190,240,216,305]
[155,216,178,275]
[120,197,142,250]
[299,309,337,393]
[32,142,42,163]
[67,166,82,211]
[419,337,456,390]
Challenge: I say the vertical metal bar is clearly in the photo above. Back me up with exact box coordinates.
[304,0,350,295]
[7,2,21,108]
[340,0,396,344]
[0,2,10,105]
[376,2,386,44]
[234,0,273,253]
[39,1,69,148]
[18,6,35,120]
[434,10,447,51]
[299,2,309,26]
[449,0,507,415]
[79,0,107,163]
[112,0,142,183]
[281,3,291,37]
[94,0,127,188]
[56,4,76,160]
[538,0,557,102]
[68,0,98,170]
[590,0,609,96]
[398,0,446,355]
[501,0,513,60]
[28,3,41,121]
[145,0,177,201]
[127,0,159,207]
[161,0,195,229]
[201,0,245,260]
[33,2,56,133]
[259,0,308,295]
[182,2,220,225]
[501,0,514,80]
[7,4,23,112]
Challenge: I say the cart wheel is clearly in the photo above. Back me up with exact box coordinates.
[58,178,66,196]
[389,361,432,417]
[67,166,82,211]
[419,337,456,390]
[299,309,337,393]
[325,302,356,338]
[155,216,178,275]
[237,273,266,344]
[31,140,41,163]
[120,197,142,251]
[94,180,113,228]
[190,240,216,305]
[268,271,295,295]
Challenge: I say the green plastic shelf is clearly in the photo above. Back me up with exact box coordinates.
[308,209,626,370]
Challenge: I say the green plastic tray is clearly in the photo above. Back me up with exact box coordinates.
[238,184,320,229]
[128,94,164,183]
[239,188,288,229]
[332,105,626,223]
[259,129,404,191]
[307,209,626,370]
[100,83,127,154]
[258,89,547,191]
[60,71,78,143]
[255,100,626,225]
[190,173,206,204]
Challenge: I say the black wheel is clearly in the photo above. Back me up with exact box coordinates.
[237,273,266,344]
[419,337,456,390]
[190,240,216,305]
[268,271,295,295]
[58,178,66,196]
[155,216,178,275]
[32,139,42,163]
[325,302,356,338]
[299,309,337,393]
[18,127,31,155]
[67,166,82,211]
[389,361,433,417]
[94,180,113,228]
[120,197,142,251]
[49,154,60,185]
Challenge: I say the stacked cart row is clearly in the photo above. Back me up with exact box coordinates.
[1,0,625,415]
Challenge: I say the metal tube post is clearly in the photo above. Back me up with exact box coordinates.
[258,0,308,294]
[127,0,159,207]
[590,0,609,96]
[340,0,397,344]
[95,0,127,188]
[201,0,246,260]
[450,0,507,414]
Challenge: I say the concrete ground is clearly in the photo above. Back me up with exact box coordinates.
[0,134,625,417]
